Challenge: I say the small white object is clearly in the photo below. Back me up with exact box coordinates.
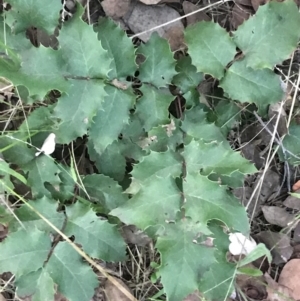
[229,232,257,256]
[35,133,56,157]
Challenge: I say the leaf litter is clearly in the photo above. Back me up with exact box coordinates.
[1,0,300,301]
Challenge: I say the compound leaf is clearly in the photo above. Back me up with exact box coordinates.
[185,21,236,79]
[137,33,177,88]
[234,0,300,69]
[0,228,51,277]
[64,202,126,261]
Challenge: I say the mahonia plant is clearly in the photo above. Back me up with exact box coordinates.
[0,0,300,300]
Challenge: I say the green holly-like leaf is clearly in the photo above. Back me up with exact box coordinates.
[22,155,61,198]
[173,56,203,93]
[213,100,241,135]
[0,46,69,98]
[220,60,283,107]
[89,86,133,154]
[46,242,98,301]
[148,120,183,152]
[185,21,236,79]
[82,174,128,213]
[16,269,55,301]
[54,80,106,143]
[156,221,216,301]
[0,228,51,277]
[184,173,249,234]
[64,202,126,261]
[136,85,175,131]
[0,134,34,166]
[137,33,177,88]
[95,18,137,79]
[183,139,257,176]
[6,0,62,34]
[279,124,300,165]
[131,150,182,184]
[58,8,111,78]
[234,0,300,69]
[88,140,126,182]
[181,105,225,142]
[12,197,65,233]
[110,176,181,233]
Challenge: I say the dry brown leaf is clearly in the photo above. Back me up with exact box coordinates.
[102,0,131,19]
[123,2,184,42]
[283,191,300,210]
[235,0,253,6]
[121,225,151,246]
[278,259,300,300]
[262,206,295,228]
[255,231,293,264]
[138,0,180,4]
[182,1,210,26]
[104,277,132,301]
[236,265,267,300]
[268,103,288,137]
[231,4,253,29]
[0,294,7,301]
[162,26,185,51]
[265,272,296,301]
[251,0,268,11]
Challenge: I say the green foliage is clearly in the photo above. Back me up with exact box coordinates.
[0,1,297,300]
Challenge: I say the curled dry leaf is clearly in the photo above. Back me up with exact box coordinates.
[162,26,185,51]
[254,231,293,264]
[265,272,296,301]
[278,259,300,300]
[104,276,132,301]
[182,1,210,26]
[251,0,268,11]
[262,206,296,228]
[102,0,131,19]
[183,290,202,301]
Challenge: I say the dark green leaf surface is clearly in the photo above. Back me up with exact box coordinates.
[6,0,61,34]
[0,228,51,277]
[138,33,177,88]
[46,242,98,301]
[96,18,136,79]
[220,60,283,106]
[185,21,236,79]
[234,0,300,69]
[136,85,174,131]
